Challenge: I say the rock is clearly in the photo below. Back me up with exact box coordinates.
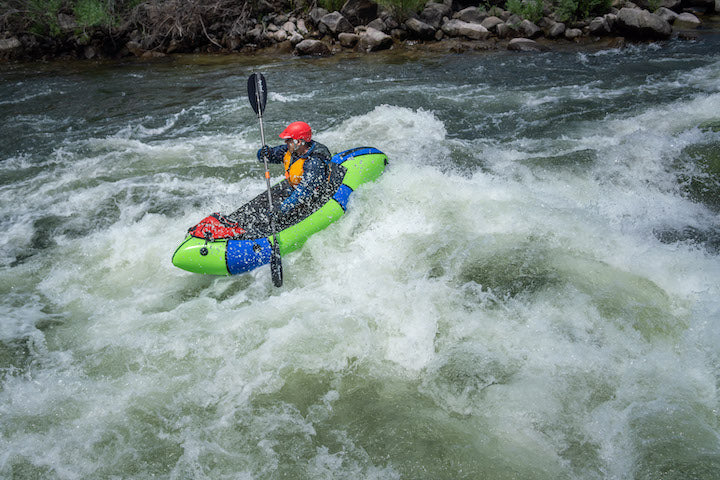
[320,11,354,35]
[338,32,360,47]
[454,7,487,24]
[126,41,144,56]
[288,32,304,45]
[0,37,21,52]
[421,2,453,28]
[565,28,583,39]
[341,0,378,26]
[442,19,490,39]
[294,39,331,55]
[508,37,547,51]
[367,18,388,33]
[359,27,393,51]
[548,22,566,37]
[297,19,309,35]
[674,12,701,29]
[391,28,408,41]
[282,21,296,33]
[481,16,504,32]
[496,22,520,38]
[519,19,542,38]
[615,7,671,39]
[655,7,679,23]
[309,7,329,26]
[717,0,720,13]
[405,18,436,39]
[84,45,97,59]
[589,16,611,35]
[272,29,288,42]
[634,0,681,9]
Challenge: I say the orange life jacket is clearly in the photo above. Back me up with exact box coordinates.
[283,150,306,188]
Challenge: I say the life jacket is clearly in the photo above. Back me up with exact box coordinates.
[283,150,305,188]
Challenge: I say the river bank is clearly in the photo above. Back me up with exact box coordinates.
[1,0,720,62]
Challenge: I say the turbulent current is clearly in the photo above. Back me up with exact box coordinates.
[2,37,720,479]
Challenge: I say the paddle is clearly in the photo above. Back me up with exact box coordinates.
[248,72,283,287]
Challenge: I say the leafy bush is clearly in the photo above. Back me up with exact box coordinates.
[553,0,612,21]
[73,0,115,28]
[506,0,544,22]
[27,0,63,36]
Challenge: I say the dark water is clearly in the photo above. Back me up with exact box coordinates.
[1,35,720,479]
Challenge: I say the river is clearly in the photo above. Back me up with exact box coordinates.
[1,36,720,479]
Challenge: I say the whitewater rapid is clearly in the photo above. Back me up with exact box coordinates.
[1,41,720,478]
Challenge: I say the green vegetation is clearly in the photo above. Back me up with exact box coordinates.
[553,0,613,22]
[506,0,544,23]
[73,0,115,28]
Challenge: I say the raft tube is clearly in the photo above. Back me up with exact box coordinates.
[172,147,388,275]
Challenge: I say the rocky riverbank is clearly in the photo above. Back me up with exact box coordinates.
[1,0,719,61]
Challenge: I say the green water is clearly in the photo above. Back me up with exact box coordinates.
[2,38,720,478]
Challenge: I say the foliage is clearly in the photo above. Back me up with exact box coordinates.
[506,0,544,22]
[27,0,64,36]
[553,0,612,21]
[73,0,115,28]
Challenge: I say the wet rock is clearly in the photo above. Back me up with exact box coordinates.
[442,19,490,40]
[319,11,353,35]
[508,37,547,51]
[338,32,360,47]
[454,7,488,24]
[359,27,393,51]
[341,0,378,26]
[673,12,701,29]
[294,38,331,55]
[405,18,436,39]
[615,7,671,39]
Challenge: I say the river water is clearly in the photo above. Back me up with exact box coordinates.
[2,35,720,479]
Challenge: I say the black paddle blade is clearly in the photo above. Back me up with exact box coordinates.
[247,73,267,116]
[270,238,283,287]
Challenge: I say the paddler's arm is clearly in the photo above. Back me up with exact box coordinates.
[277,156,326,214]
[257,144,286,164]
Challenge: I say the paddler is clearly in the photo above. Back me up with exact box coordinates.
[257,121,332,218]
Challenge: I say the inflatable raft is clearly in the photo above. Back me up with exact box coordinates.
[172,147,387,275]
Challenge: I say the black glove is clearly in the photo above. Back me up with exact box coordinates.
[259,145,271,160]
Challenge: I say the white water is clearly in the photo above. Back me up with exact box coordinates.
[1,42,720,478]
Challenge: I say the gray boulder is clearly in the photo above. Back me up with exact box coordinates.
[481,16,504,32]
[508,38,547,51]
[655,7,679,23]
[338,32,360,47]
[548,22,566,37]
[589,16,611,35]
[565,28,583,39]
[674,12,701,29]
[359,27,393,51]
[519,19,542,38]
[405,17,436,39]
[294,39,331,55]
[454,7,488,24]
[442,19,490,39]
[308,7,329,27]
[320,11,354,35]
[0,37,21,52]
[615,7,671,39]
[421,2,452,28]
[367,18,388,33]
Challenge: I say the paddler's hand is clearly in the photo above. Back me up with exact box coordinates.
[258,145,271,160]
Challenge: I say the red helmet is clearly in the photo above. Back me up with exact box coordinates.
[279,121,312,142]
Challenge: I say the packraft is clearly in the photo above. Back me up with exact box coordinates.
[171,147,388,275]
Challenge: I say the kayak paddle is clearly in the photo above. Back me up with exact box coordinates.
[248,72,283,287]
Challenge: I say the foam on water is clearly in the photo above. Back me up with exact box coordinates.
[2,46,720,478]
